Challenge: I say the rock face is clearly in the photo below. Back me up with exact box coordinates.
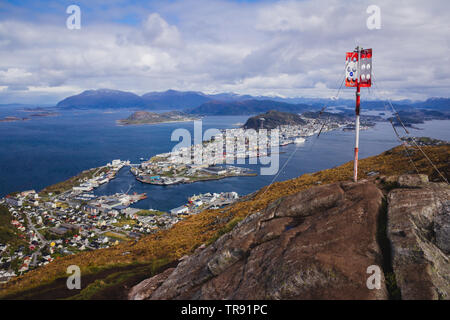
[387,175,450,299]
[128,175,450,300]
[129,181,389,300]
[127,268,175,301]
[397,173,429,187]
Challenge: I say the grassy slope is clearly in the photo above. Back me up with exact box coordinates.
[1,144,448,299]
[0,205,25,247]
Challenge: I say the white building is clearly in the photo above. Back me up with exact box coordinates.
[5,197,22,207]
[170,206,189,215]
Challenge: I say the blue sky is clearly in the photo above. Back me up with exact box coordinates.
[0,0,449,104]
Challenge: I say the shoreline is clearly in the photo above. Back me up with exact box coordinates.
[136,172,257,185]
[115,118,200,126]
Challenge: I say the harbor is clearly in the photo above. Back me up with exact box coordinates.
[130,113,353,186]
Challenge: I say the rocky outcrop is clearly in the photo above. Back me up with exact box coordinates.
[129,181,389,300]
[397,173,429,187]
[127,268,175,300]
[128,175,449,300]
[387,175,450,299]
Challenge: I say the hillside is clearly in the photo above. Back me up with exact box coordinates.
[243,110,306,129]
[0,144,448,299]
[187,99,312,115]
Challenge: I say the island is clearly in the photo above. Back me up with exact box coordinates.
[243,110,306,129]
[0,116,30,122]
[117,111,199,125]
[0,111,59,123]
[29,112,59,118]
[388,109,450,127]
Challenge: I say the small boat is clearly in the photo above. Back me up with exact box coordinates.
[139,157,146,161]
[294,137,306,144]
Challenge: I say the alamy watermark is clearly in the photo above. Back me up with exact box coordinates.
[66,265,81,289]
[366,265,381,290]
[366,5,381,30]
[66,5,81,30]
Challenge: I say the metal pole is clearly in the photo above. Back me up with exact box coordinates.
[354,46,361,182]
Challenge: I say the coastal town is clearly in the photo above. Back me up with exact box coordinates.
[0,114,356,283]
[0,156,241,283]
[131,112,356,185]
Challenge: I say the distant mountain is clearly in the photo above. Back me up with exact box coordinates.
[354,98,449,111]
[55,89,449,113]
[141,90,262,109]
[56,89,145,109]
[187,99,312,115]
[411,98,450,111]
[243,110,306,130]
[141,90,211,109]
[57,89,256,110]
[207,92,255,101]
[388,109,450,126]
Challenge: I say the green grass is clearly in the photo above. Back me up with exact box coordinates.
[104,232,130,242]
[0,205,26,247]
[136,209,166,216]
[112,219,137,228]
[67,259,171,300]
[206,216,244,245]
[376,197,402,300]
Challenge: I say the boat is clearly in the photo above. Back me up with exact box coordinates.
[294,137,306,144]
[138,193,147,200]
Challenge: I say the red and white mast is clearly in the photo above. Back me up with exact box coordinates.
[345,46,372,182]
[354,46,361,182]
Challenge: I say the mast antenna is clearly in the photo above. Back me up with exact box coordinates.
[345,46,372,182]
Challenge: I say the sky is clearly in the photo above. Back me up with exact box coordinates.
[0,0,449,104]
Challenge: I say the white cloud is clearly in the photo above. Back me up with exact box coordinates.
[0,68,33,84]
[142,13,181,47]
[0,0,449,104]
